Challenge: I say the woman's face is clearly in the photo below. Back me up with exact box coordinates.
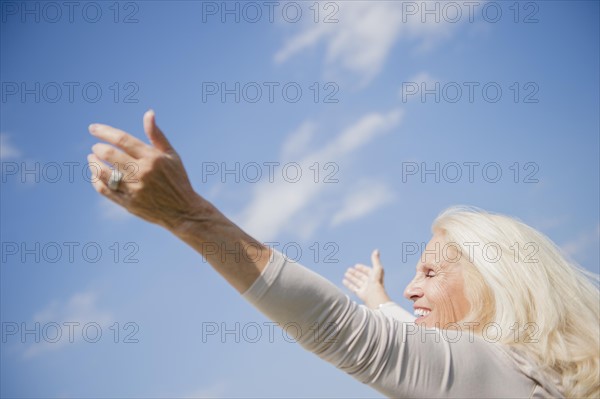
[403,232,471,328]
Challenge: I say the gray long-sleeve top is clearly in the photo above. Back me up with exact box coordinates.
[242,249,565,398]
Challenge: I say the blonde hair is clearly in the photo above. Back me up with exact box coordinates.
[432,206,599,398]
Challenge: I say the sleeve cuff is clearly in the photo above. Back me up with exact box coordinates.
[241,248,287,304]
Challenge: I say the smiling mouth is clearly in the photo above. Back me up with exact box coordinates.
[415,314,429,323]
[414,308,431,321]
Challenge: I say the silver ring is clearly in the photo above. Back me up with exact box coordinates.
[108,169,124,191]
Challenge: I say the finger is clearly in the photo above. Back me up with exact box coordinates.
[371,249,383,271]
[87,153,112,185]
[345,269,366,283]
[143,109,173,153]
[351,263,371,276]
[344,272,365,287]
[89,123,152,159]
[356,264,373,274]
[342,278,352,290]
[87,153,128,205]
[88,153,135,192]
[91,143,137,171]
[342,278,359,293]
[347,268,368,281]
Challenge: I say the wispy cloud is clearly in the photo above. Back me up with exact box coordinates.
[399,71,438,102]
[275,2,465,87]
[23,291,113,358]
[97,197,133,221]
[561,224,600,260]
[0,133,22,160]
[235,108,403,242]
[279,120,317,161]
[531,214,569,231]
[330,180,395,227]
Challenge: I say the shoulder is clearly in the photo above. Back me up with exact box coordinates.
[389,322,541,397]
[494,343,565,398]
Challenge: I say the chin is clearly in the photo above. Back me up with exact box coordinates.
[415,313,436,328]
[423,321,438,329]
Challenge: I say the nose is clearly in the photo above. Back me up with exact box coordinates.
[403,278,424,301]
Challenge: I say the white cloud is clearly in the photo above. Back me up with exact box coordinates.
[274,22,331,64]
[275,2,466,87]
[561,225,600,259]
[531,215,568,231]
[235,108,403,242]
[98,197,132,221]
[279,120,316,160]
[407,71,436,85]
[205,182,225,201]
[399,71,438,102]
[330,180,395,227]
[23,291,113,358]
[0,133,22,160]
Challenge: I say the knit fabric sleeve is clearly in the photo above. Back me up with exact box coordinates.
[242,249,539,398]
[378,301,416,323]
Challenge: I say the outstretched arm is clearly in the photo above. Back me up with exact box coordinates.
[87,111,421,395]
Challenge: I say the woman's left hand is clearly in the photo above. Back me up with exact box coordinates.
[343,250,392,309]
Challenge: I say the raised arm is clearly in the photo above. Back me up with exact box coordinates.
[87,111,539,398]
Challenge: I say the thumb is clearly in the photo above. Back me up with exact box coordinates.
[371,249,383,273]
[143,109,173,153]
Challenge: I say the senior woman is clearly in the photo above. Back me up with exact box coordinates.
[87,110,599,398]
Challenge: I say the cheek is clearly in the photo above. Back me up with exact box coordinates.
[425,276,468,324]
[425,279,453,308]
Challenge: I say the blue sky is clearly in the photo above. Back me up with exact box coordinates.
[1,1,599,397]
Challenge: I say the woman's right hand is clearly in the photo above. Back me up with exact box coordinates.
[87,110,209,233]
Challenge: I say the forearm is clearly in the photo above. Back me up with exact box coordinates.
[364,288,392,310]
[167,193,271,294]
[365,289,415,322]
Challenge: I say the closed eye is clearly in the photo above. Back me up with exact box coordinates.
[425,269,436,278]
